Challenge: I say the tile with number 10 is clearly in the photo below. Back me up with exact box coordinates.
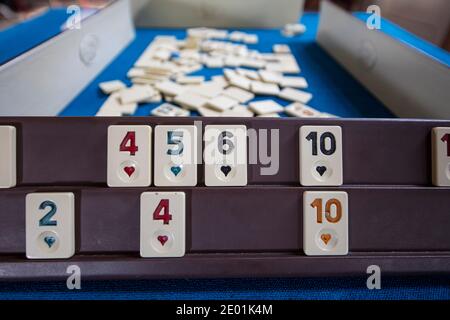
[303,191,348,256]
[154,125,198,186]
[432,127,450,186]
[140,192,185,258]
[107,125,152,187]
[300,126,343,186]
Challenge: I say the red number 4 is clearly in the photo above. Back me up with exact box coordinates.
[153,199,172,225]
[442,134,450,157]
[120,131,139,156]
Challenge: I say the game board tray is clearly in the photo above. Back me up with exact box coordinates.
[1,117,450,280]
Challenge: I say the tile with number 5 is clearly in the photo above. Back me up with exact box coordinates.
[300,126,343,186]
[26,193,75,259]
[154,125,197,186]
[303,191,348,256]
[108,125,152,187]
[140,192,185,258]
[432,127,450,186]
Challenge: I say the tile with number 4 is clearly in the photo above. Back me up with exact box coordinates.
[26,193,75,259]
[204,125,247,186]
[303,191,348,256]
[432,127,450,186]
[300,126,343,186]
[140,192,185,258]
[108,125,152,187]
[0,126,16,189]
[155,125,198,186]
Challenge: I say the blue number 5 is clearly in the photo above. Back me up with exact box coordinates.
[167,131,184,156]
[39,201,58,227]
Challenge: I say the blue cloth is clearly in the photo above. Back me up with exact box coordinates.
[1,277,449,300]
[0,8,68,65]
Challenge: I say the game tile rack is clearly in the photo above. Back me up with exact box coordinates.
[0,117,449,281]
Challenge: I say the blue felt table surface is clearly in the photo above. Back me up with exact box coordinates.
[1,277,449,300]
[1,9,450,300]
[0,8,68,65]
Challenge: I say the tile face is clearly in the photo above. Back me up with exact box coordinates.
[26,193,75,259]
[279,87,312,104]
[154,126,198,186]
[107,125,152,187]
[204,125,247,186]
[432,127,450,186]
[221,105,254,117]
[0,126,16,189]
[222,86,254,104]
[303,191,348,256]
[173,92,208,111]
[140,192,185,258]
[285,103,321,118]
[259,70,283,84]
[300,126,343,186]
[250,81,280,95]
[119,85,155,104]
[206,95,238,112]
[281,76,308,89]
[99,80,126,94]
[151,103,190,117]
[249,100,284,115]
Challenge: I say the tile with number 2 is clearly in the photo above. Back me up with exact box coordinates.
[26,193,75,259]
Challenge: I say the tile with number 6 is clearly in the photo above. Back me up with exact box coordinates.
[300,126,343,186]
[26,193,75,259]
[140,192,185,258]
[154,125,198,186]
[108,125,152,187]
[432,127,450,186]
[204,125,247,186]
[303,191,348,256]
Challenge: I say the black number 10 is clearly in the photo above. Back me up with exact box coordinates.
[306,132,336,156]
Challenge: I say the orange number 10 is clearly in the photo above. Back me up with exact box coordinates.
[311,198,342,224]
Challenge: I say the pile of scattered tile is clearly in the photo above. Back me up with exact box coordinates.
[97,26,337,118]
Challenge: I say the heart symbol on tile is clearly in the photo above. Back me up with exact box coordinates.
[44,236,56,248]
[157,235,169,246]
[221,166,232,177]
[124,166,135,177]
[321,233,332,245]
[170,166,182,177]
[316,166,327,177]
